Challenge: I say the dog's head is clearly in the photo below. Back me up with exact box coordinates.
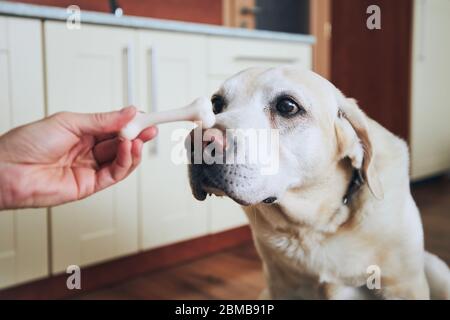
[187,66,382,206]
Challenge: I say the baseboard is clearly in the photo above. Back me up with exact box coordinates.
[0,225,252,299]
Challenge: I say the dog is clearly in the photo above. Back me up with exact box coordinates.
[187,66,450,299]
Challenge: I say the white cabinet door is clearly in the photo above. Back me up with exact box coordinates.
[206,37,312,232]
[411,0,450,179]
[138,31,209,249]
[45,22,140,272]
[0,17,48,288]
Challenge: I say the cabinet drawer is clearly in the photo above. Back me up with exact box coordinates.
[207,37,311,76]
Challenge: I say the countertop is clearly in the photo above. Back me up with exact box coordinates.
[0,1,315,44]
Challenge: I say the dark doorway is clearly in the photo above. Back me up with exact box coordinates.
[255,0,309,34]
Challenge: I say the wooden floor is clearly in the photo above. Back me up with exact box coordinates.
[76,175,450,300]
[412,175,450,264]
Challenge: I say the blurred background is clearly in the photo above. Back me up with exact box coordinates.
[0,0,449,299]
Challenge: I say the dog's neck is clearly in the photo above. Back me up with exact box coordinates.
[342,168,365,205]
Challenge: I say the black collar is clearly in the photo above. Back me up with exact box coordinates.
[342,169,364,205]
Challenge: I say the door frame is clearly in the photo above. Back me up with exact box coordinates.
[309,0,332,79]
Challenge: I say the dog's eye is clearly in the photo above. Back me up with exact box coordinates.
[275,98,302,117]
[211,96,225,114]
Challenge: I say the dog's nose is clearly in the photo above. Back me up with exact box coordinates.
[185,126,228,164]
[202,127,227,153]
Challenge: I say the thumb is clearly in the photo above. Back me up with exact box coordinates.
[56,106,137,136]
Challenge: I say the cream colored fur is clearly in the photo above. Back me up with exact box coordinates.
[190,66,450,299]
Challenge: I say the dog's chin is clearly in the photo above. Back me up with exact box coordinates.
[191,179,252,206]
[189,164,265,206]
[206,186,252,206]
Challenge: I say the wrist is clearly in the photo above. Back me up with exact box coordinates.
[0,163,7,210]
[0,162,21,210]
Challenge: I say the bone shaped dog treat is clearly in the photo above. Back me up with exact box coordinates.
[119,97,215,140]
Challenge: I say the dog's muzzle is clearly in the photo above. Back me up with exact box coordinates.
[186,127,261,206]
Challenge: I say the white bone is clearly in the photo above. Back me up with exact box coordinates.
[119,97,215,140]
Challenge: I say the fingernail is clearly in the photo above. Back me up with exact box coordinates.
[120,106,131,114]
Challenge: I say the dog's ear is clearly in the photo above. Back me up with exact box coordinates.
[334,93,384,200]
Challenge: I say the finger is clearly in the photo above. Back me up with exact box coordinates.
[95,132,117,143]
[111,139,133,181]
[136,126,158,143]
[94,139,133,192]
[130,139,143,170]
[54,106,137,137]
[123,139,143,178]
[93,137,119,165]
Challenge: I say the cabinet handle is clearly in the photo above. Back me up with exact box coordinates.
[124,42,135,106]
[233,55,297,64]
[147,47,158,156]
[418,0,427,61]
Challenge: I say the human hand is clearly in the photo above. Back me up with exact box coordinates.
[0,107,157,210]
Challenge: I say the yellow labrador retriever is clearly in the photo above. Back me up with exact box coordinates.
[187,66,450,299]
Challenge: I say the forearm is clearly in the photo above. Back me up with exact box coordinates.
[0,161,27,210]
[0,161,50,210]
[0,129,34,210]
[0,162,15,210]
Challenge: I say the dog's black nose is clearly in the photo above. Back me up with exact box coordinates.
[263,197,277,204]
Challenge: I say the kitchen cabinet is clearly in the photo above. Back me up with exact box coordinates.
[45,22,140,272]
[0,17,48,288]
[138,30,209,249]
[1,6,314,282]
[410,0,450,179]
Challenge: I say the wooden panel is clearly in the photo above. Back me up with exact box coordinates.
[331,0,412,141]
[223,0,255,28]
[7,0,109,11]
[310,0,331,79]
[0,17,48,289]
[0,226,252,299]
[410,0,450,179]
[45,21,140,273]
[137,30,209,249]
[9,0,223,25]
[120,0,222,25]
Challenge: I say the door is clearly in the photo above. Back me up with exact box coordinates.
[137,30,209,249]
[331,0,413,142]
[410,0,450,179]
[0,17,48,288]
[45,22,140,272]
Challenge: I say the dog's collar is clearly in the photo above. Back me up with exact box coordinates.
[342,169,364,205]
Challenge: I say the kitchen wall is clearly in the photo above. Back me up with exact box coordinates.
[7,0,223,24]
